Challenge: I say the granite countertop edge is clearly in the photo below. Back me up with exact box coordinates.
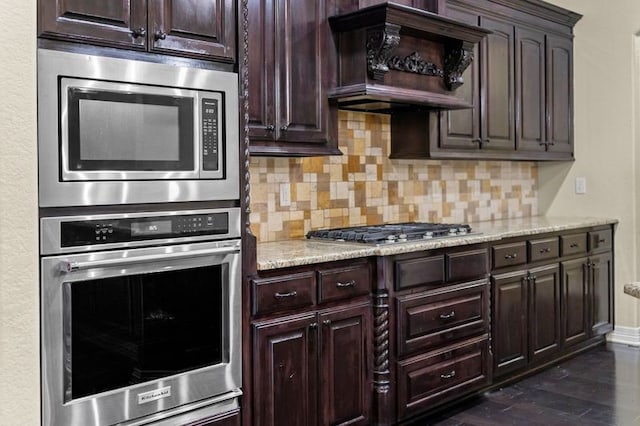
[256,216,618,271]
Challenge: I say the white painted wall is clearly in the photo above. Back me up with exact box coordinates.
[539,0,640,329]
[0,1,39,424]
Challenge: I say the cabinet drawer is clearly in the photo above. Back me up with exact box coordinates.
[561,233,587,256]
[252,271,316,315]
[397,336,490,419]
[395,255,445,290]
[397,280,489,356]
[528,237,559,263]
[318,262,370,303]
[447,249,488,282]
[492,242,527,269]
[589,229,612,252]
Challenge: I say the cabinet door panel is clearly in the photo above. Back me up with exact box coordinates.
[38,0,147,48]
[439,6,481,151]
[528,264,560,363]
[591,252,613,335]
[492,270,528,377]
[247,0,276,140]
[276,0,333,144]
[253,314,317,426]
[481,16,515,151]
[149,0,235,61]
[561,258,589,346]
[319,304,371,426]
[546,35,573,155]
[515,27,546,153]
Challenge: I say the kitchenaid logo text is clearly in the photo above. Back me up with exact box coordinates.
[138,386,171,405]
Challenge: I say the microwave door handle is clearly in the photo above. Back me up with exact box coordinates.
[60,245,240,273]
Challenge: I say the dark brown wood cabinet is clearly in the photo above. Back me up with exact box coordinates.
[253,304,370,426]
[250,260,372,426]
[433,0,580,161]
[492,225,614,382]
[38,0,236,62]
[389,246,491,421]
[561,257,589,347]
[246,0,340,156]
[590,251,614,335]
[492,269,528,376]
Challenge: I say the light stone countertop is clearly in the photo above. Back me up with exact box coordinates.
[256,216,618,271]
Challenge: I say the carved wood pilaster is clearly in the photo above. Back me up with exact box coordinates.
[373,289,390,423]
[366,23,401,81]
[444,42,474,90]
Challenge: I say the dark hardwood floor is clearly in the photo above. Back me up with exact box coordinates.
[420,343,640,425]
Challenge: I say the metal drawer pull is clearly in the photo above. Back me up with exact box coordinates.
[504,253,518,259]
[539,247,551,253]
[439,311,456,320]
[570,243,580,248]
[440,370,456,380]
[599,238,606,243]
[336,280,356,288]
[274,291,297,299]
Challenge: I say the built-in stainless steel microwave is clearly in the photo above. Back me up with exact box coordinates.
[37,49,239,207]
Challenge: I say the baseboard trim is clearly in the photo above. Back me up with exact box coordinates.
[607,326,640,346]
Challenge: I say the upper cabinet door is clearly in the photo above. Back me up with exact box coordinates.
[480,16,515,152]
[148,0,236,62]
[247,0,277,141]
[546,35,574,155]
[275,0,335,145]
[246,0,339,156]
[438,6,481,151]
[38,0,147,49]
[515,26,546,154]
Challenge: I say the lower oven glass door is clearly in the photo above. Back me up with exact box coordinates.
[41,240,241,426]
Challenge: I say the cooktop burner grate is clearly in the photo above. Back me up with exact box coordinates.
[306,222,474,245]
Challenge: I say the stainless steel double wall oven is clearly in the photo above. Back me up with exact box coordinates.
[38,48,242,426]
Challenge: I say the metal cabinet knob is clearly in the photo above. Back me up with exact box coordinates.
[131,27,146,38]
[280,125,289,131]
[154,31,167,41]
[265,124,275,132]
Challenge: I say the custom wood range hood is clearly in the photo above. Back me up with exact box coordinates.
[328,2,490,112]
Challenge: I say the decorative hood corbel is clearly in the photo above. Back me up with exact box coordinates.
[329,2,490,112]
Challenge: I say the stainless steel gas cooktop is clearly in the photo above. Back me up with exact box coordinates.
[306,222,474,245]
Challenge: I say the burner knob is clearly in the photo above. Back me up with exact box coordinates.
[386,235,397,243]
[449,228,458,235]
[423,232,433,239]
[459,228,468,235]
[398,233,407,242]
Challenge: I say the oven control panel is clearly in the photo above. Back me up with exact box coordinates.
[61,212,229,247]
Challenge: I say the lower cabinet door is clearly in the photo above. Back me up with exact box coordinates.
[528,264,561,363]
[492,270,528,377]
[591,252,614,335]
[561,258,589,346]
[319,304,371,426]
[252,313,318,426]
[396,335,490,419]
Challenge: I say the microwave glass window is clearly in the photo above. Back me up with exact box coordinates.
[67,88,194,172]
[67,265,226,400]
[79,100,180,161]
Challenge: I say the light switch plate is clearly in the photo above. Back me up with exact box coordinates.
[280,183,291,206]
[575,177,587,194]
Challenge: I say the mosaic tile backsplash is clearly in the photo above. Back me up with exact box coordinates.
[249,111,538,242]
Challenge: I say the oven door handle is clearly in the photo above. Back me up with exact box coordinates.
[59,245,240,273]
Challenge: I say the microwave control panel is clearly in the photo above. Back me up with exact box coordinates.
[61,212,229,247]
[201,98,219,172]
